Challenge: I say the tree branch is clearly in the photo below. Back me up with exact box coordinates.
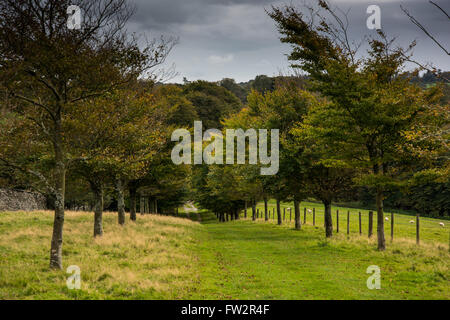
[400,4,449,56]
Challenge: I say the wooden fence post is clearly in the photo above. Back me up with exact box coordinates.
[347,211,350,235]
[359,212,362,235]
[252,201,256,221]
[336,210,339,233]
[283,208,286,221]
[391,212,394,242]
[257,209,259,219]
[313,208,316,226]
[416,214,420,245]
[368,211,373,238]
[290,208,292,222]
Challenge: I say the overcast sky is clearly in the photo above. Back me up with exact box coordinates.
[127,0,450,83]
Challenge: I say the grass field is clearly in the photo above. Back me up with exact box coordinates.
[0,211,202,299]
[252,200,449,244]
[0,205,449,300]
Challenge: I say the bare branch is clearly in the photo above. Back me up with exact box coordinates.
[400,4,449,56]
[429,1,450,20]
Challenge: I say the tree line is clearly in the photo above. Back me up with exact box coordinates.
[0,0,448,269]
[191,1,449,252]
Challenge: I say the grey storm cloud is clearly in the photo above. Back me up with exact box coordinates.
[126,0,450,83]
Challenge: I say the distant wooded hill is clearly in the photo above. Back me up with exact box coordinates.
[180,70,450,105]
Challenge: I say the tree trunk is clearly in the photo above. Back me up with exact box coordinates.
[116,178,126,226]
[49,120,65,270]
[264,197,268,221]
[149,198,154,213]
[276,199,282,225]
[129,185,137,222]
[304,207,306,224]
[144,197,149,213]
[324,200,333,238]
[140,195,144,215]
[376,188,386,250]
[235,208,239,220]
[244,201,247,218]
[90,182,103,237]
[294,199,301,230]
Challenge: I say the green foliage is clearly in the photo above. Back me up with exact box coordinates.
[184,80,243,129]
[66,88,166,185]
[152,85,198,127]
[269,1,447,193]
[249,75,275,93]
[219,78,249,104]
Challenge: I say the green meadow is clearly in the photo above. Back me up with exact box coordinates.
[0,203,449,300]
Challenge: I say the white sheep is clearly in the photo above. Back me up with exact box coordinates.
[385,217,389,221]
[307,209,312,213]
[439,222,445,227]
[409,220,415,224]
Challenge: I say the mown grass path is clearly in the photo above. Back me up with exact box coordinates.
[187,211,449,300]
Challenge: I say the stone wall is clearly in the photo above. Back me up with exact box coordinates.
[0,189,47,211]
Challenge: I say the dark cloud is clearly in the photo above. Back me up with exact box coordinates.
[127,0,450,82]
